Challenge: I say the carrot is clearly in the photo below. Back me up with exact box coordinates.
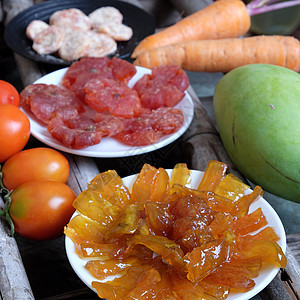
[131,0,251,58]
[133,35,300,73]
[132,0,300,59]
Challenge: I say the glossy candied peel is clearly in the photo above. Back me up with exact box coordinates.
[64,160,287,300]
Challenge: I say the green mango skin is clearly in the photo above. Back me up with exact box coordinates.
[213,64,300,203]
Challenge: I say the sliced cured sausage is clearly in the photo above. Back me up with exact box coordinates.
[152,65,190,92]
[109,57,137,83]
[47,117,104,149]
[69,73,112,102]
[133,65,190,109]
[20,83,84,124]
[64,108,123,137]
[61,57,136,101]
[62,56,136,88]
[47,109,123,149]
[84,77,141,118]
[61,57,112,89]
[114,107,184,146]
[21,58,187,149]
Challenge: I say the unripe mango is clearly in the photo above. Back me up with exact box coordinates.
[213,64,300,203]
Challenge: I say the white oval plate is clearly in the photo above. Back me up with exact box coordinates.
[65,169,286,299]
[21,66,194,158]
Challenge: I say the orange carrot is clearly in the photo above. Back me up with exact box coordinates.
[131,0,251,58]
[133,35,300,73]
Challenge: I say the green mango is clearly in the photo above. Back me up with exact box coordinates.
[213,64,300,203]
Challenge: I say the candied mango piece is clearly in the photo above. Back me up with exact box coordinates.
[170,195,214,220]
[124,259,177,299]
[197,160,227,192]
[209,212,235,239]
[215,173,250,202]
[93,261,177,300]
[235,237,287,267]
[144,202,173,236]
[245,226,280,242]
[172,217,211,244]
[135,219,151,236]
[201,257,262,292]
[92,264,154,299]
[198,279,230,299]
[132,164,169,203]
[168,184,192,198]
[129,245,155,261]
[131,164,157,202]
[171,276,207,299]
[105,204,143,240]
[198,192,234,213]
[200,191,236,213]
[85,256,146,280]
[204,265,256,292]
[169,194,214,247]
[74,242,120,259]
[181,227,213,253]
[154,278,180,299]
[226,258,263,278]
[64,214,105,243]
[88,170,133,207]
[231,186,263,217]
[149,167,170,203]
[125,268,161,299]
[131,234,186,271]
[185,238,234,282]
[73,189,122,225]
[170,185,236,214]
[92,281,129,300]
[169,163,191,188]
[232,208,267,236]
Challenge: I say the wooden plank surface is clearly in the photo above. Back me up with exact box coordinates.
[1,3,38,300]
[1,0,300,299]
[0,219,34,300]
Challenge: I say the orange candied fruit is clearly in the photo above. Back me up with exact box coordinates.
[64,160,286,299]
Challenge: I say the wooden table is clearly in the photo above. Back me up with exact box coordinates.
[1,0,300,299]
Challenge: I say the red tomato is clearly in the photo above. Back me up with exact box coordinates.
[10,180,76,240]
[0,80,20,106]
[0,105,30,162]
[2,147,70,190]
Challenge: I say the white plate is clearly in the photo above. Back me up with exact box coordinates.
[65,169,286,299]
[22,66,194,158]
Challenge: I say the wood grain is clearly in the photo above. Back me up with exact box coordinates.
[2,3,35,300]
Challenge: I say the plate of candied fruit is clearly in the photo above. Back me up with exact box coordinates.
[65,160,286,300]
[20,57,194,157]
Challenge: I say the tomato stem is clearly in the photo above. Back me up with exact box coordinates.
[0,165,15,236]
